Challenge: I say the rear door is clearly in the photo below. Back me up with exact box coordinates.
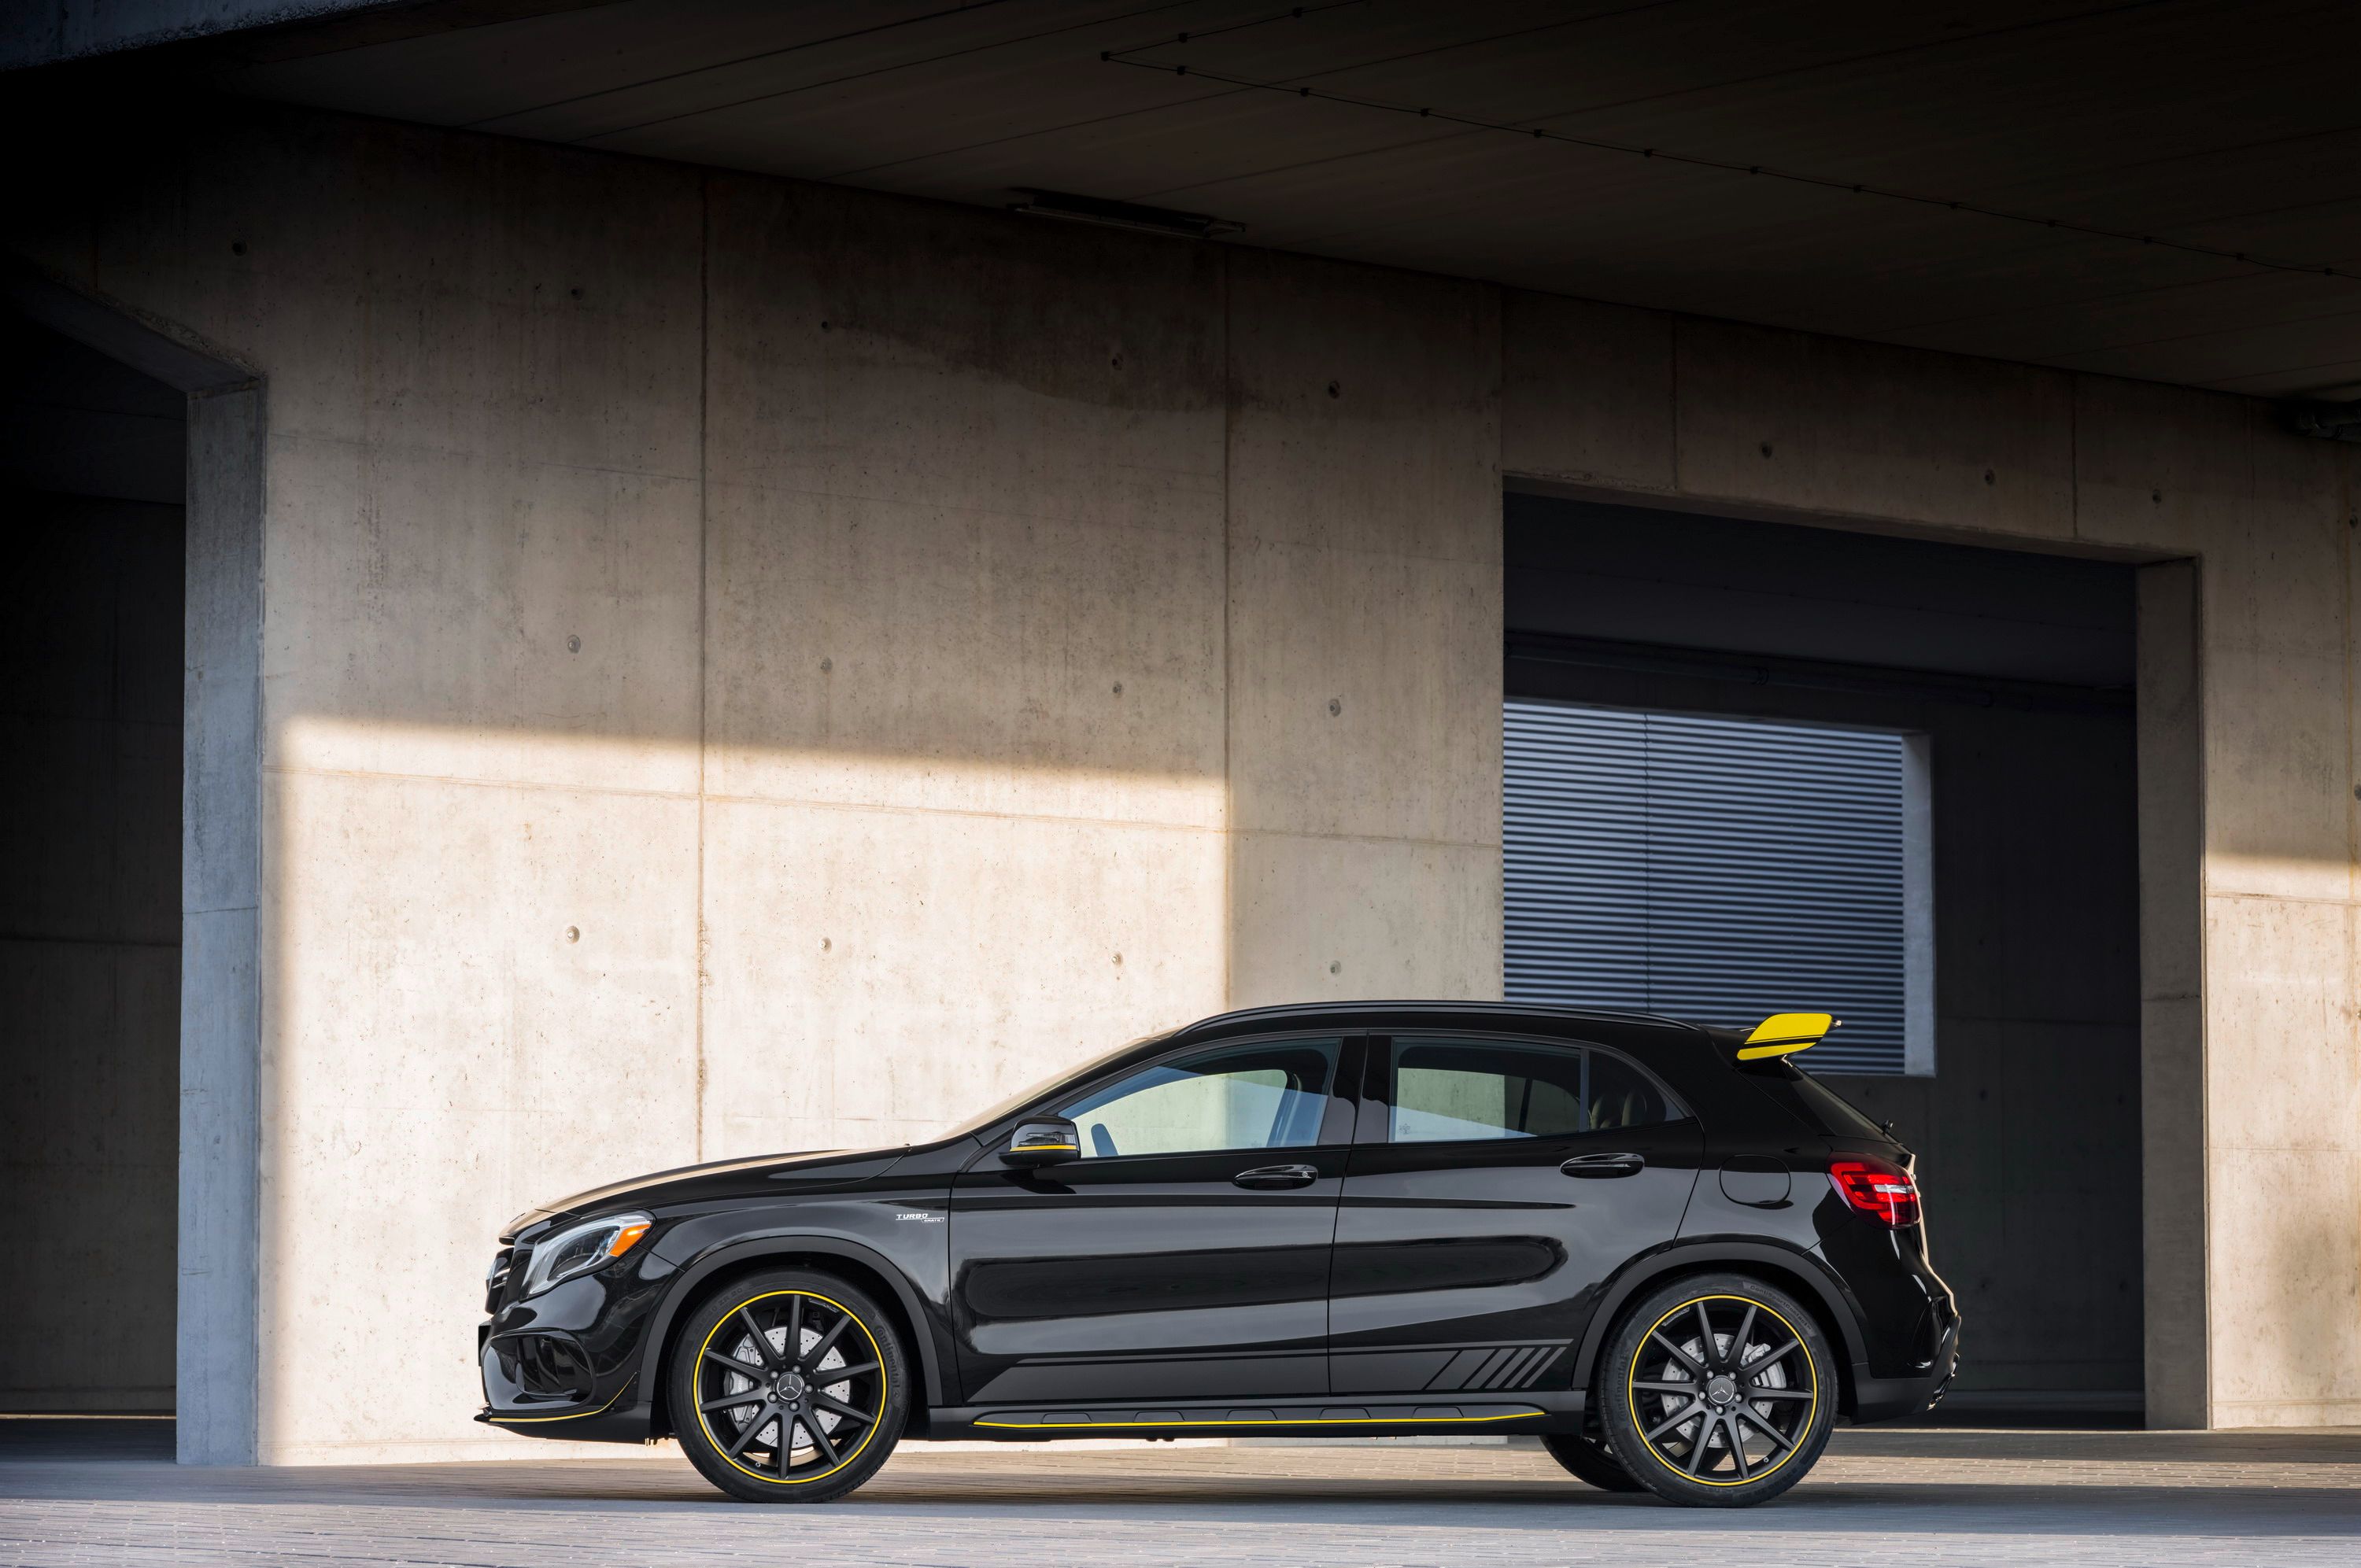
[949,1034,1358,1406]
[1329,1034,1702,1395]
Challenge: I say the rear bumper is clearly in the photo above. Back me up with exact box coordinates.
[1850,1313,1961,1424]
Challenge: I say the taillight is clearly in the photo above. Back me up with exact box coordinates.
[1829,1156,1920,1227]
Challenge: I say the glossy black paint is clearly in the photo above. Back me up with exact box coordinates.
[475,1002,1959,1445]
[1329,1033,1704,1396]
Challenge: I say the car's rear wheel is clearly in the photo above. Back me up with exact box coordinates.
[670,1268,909,1503]
[1597,1273,1835,1507]
[1542,1433,1647,1492]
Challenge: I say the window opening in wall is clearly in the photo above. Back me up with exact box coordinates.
[1503,701,1932,1076]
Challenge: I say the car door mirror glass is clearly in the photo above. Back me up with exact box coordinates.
[1003,1118,1081,1166]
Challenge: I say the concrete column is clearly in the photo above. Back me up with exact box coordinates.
[2135,558,2207,1427]
[179,381,266,1463]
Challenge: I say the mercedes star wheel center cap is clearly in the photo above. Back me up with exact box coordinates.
[1707,1374,1737,1407]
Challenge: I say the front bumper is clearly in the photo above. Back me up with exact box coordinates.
[476,1256,664,1443]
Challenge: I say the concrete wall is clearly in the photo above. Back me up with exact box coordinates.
[9,102,2355,1452]
[0,492,183,1412]
[13,109,1502,1461]
[1,320,187,1413]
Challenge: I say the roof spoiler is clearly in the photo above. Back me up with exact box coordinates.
[1732,1012,1838,1062]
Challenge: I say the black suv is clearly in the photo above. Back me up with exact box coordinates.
[478,1002,1958,1507]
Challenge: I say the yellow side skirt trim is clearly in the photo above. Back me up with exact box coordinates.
[977,1411,1541,1430]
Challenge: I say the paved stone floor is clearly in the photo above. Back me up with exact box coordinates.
[3,1422,2357,1566]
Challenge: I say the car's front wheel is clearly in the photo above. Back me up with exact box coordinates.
[1596,1273,1836,1507]
[670,1267,910,1503]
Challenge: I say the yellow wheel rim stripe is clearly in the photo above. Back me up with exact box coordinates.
[695,1289,887,1485]
[1625,1293,1816,1487]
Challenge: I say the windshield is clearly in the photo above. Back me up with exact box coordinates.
[937,1031,1174,1141]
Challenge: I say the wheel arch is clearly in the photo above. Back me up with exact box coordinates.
[644,1236,944,1439]
[1572,1240,1870,1417]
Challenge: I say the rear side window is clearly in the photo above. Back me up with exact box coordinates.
[1587,1050,1675,1131]
[1386,1039,1684,1143]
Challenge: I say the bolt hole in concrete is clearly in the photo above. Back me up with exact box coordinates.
[821,938,831,951]
[230,240,247,256]
[1330,961,1342,974]
[1761,441,1774,457]
[567,635,580,653]
[1328,697,1343,716]
[1112,681,1123,695]
[1111,354,1123,369]
[1327,380,1341,397]
[563,926,579,943]
[1984,469,1996,485]
[820,657,833,673]
[1113,953,1123,966]
[821,319,831,331]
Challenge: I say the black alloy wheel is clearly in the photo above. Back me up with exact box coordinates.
[670,1268,909,1503]
[1597,1273,1835,1507]
[1542,1433,1647,1492]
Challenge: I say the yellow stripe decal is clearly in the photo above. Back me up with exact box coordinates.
[1735,1039,1816,1061]
[976,1411,1540,1430]
[486,1376,634,1424]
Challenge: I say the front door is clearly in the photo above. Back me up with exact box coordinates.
[1329,1034,1702,1395]
[949,1035,1358,1405]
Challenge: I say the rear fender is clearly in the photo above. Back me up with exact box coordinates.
[1571,1238,1871,1414]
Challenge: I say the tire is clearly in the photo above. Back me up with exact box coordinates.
[1542,1433,1647,1492]
[1596,1272,1837,1507]
[670,1267,910,1503]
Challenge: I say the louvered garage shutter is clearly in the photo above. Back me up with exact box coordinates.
[1503,701,1919,1075]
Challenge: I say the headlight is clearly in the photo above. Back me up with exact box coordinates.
[517,1212,652,1297]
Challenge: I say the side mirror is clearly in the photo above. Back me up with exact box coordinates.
[1002,1118,1081,1168]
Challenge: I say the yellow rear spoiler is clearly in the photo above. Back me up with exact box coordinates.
[1736,1012,1838,1061]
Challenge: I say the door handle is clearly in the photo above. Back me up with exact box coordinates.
[1232,1164,1319,1190]
[1561,1152,1646,1178]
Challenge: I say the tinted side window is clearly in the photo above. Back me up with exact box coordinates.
[1391,1040,1589,1142]
[1059,1039,1340,1158]
[1587,1050,1676,1131]
[1387,1039,1686,1142]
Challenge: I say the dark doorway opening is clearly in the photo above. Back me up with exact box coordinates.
[1,311,184,1415]
[1505,492,2142,1424]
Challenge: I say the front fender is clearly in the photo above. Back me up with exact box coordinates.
[641,1232,951,1433]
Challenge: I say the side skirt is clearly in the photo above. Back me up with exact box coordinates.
[926,1393,1585,1442]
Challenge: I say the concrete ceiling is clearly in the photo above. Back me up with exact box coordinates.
[166,0,2361,398]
